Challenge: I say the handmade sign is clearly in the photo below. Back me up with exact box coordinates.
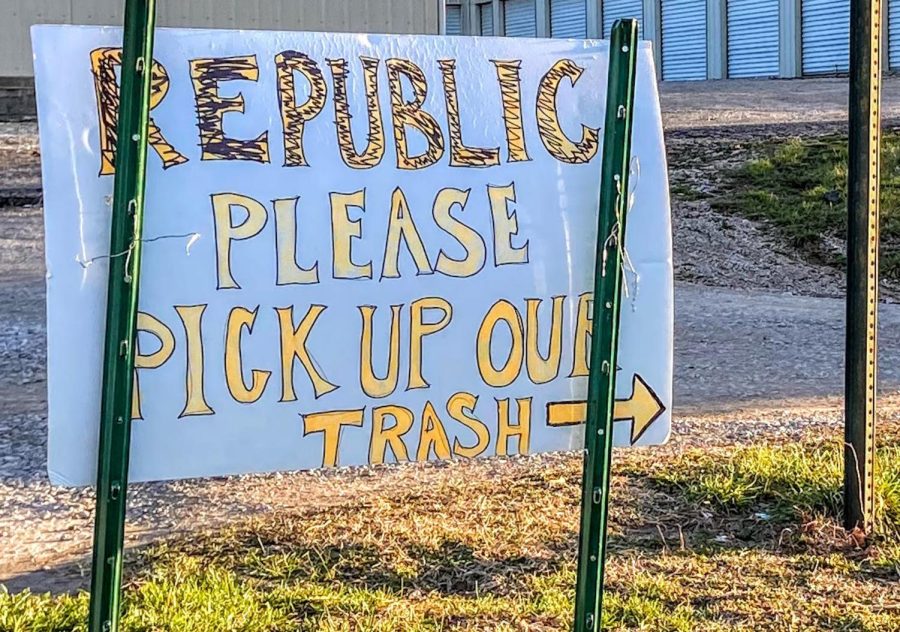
[33,26,672,486]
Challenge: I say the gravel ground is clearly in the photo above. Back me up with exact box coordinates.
[661,77,900,299]
[664,120,900,299]
[660,76,900,129]
[4,77,900,592]
[666,124,858,299]
[0,122,40,192]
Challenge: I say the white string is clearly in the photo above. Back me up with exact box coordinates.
[75,232,201,269]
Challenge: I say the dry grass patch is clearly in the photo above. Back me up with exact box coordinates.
[3,437,900,630]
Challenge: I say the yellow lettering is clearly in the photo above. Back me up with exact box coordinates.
[382,187,433,278]
[330,190,373,279]
[488,183,529,266]
[491,60,531,163]
[327,56,385,169]
[90,47,188,175]
[276,51,327,167]
[131,312,175,420]
[175,304,215,417]
[448,392,489,458]
[370,405,414,464]
[417,401,452,461]
[433,188,486,278]
[212,193,268,290]
[302,409,364,467]
[190,55,270,162]
[525,296,565,384]
[477,300,524,388]
[274,197,319,285]
[408,297,452,390]
[496,397,532,456]
[535,59,599,164]
[570,292,592,378]
[437,59,500,168]
[276,305,339,401]
[224,307,271,404]
[359,304,402,398]
[386,58,445,170]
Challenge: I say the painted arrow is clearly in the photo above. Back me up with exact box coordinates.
[546,374,666,445]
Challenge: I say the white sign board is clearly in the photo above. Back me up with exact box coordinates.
[33,26,672,486]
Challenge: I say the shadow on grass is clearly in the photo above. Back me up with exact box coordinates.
[213,528,576,598]
[5,438,899,603]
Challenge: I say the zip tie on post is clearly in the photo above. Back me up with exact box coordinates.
[614,174,624,223]
[123,243,134,284]
[601,173,625,279]
[600,221,620,279]
[124,218,141,283]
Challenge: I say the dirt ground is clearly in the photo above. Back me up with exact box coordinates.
[2,76,900,593]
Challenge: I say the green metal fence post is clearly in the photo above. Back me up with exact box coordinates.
[87,1,157,630]
[573,19,639,632]
[845,0,880,533]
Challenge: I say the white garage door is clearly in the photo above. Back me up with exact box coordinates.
[661,0,707,80]
[728,0,780,78]
[551,0,587,38]
[504,0,537,36]
[802,0,850,75]
[603,0,644,39]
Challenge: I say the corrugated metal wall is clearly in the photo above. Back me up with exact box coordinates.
[3,0,441,77]
[727,0,779,78]
[504,0,538,36]
[661,0,707,80]
[480,3,496,35]
[446,4,463,34]
[603,0,643,39]
[550,0,587,38]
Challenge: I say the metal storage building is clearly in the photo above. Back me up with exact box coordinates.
[2,0,898,89]
[445,0,896,80]
[0,0,441,115]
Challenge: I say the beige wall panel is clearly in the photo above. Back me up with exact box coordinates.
[4,1,72,76]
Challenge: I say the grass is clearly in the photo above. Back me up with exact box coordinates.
[714,132,900,279]
[648,442,900,528]
[3,436,900,631]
